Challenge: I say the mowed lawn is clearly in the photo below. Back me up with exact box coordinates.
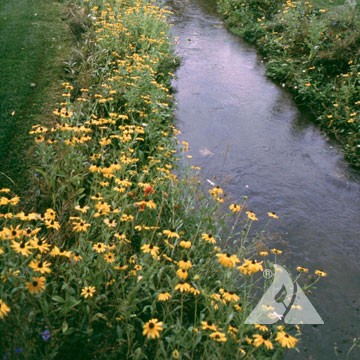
[0,0,72,191]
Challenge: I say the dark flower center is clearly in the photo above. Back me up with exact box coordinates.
[149,323,155,329]
[20,242,26,249]
[32,281,38,287]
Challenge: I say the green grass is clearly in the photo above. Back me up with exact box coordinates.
[217,0,360,168]
[0,0,73,193]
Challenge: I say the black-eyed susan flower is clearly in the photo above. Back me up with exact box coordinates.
[11,240,32,257]
[209,331,227,342]
[157,292,172,301]
[259,251,269,256]
[29,260,52,274]
[177,260,192,270]
[253,334,273,350]
[44,208,56,221]
[176,268,188,280]
[254,324,268,332]
[189,286,201,296]
[267,212,279,219]
[74,205,90,214]
[93,242,107,253]
[26,277,46,294]
[271,248,282,255]
[44,219,61,230]
[163,229,180,239]
[201,233,216,244]
[238,259,263,275]
[0,299,10,319]
[275,331,298,348]
[246,211,258,221]
[315,269,327,277]
[141,244,160,257]
[71,252,82,262]
[81,286,96,299]
[222,291,240,302]
[172,349,180,359]
[179,240,192,249]
[104,252,116,263]
[201,320,218,331]
[296,266,309,273]
[142,319,164,339]
[71,219,91,232]
[3,225,22,240]
[30,237,50,254]
[175,281,191,293]
[216,253,240,268]
[229,204,241,213]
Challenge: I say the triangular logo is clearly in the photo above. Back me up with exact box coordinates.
[245,264,323,324]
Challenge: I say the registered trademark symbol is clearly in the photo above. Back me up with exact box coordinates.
[263,269,273,279]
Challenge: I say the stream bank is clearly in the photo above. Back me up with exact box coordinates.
[168,0,360,358]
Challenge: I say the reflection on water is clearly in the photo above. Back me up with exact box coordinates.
[168,0,360,358]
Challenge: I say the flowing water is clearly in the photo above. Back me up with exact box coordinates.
[167,0,360,358]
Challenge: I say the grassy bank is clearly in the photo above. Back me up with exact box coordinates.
[0,0,326,358]
[0,0,74,193]
[217,0,360,168]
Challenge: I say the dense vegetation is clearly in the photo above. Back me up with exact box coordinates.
[217,0,360,168]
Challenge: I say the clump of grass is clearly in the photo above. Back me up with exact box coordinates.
[217,0,360,168]
[0,0,326,358]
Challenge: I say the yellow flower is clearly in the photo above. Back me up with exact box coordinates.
[175,281,191,293]
[81,286,96,299]
[157,292,172,301]
[229,204,241,213]
[246,211,258,221]
[254,324,268,332]
[163,229,180,239]
[222,291,240,302]
[143,319,164,339]
[216,253,240,268]
[26,276,46,294]
[201,320,218,331]
[271,248,282,255]
[11,240,33,257]
[253,334,273,350]
[201,233,216,244]
[276,331,298,348]
[30,237,51,254]
[3,225,22,240]
[209,331,227,342]
[296,266,309,273]
[104,252,116,263]
[259,251,269,256]
[29,260,52,274]
[176,268,188,280]
[238,259,263,275]
[71,219,91,232]
[141,244,160,257]
[93,242,107,253]
[267,212,279,219]
[177,260,192,270]
[0,299,10,319]
[315,269,327,277]
[179,240,192,249]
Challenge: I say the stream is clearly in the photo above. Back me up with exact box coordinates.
[167,0,360,358]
